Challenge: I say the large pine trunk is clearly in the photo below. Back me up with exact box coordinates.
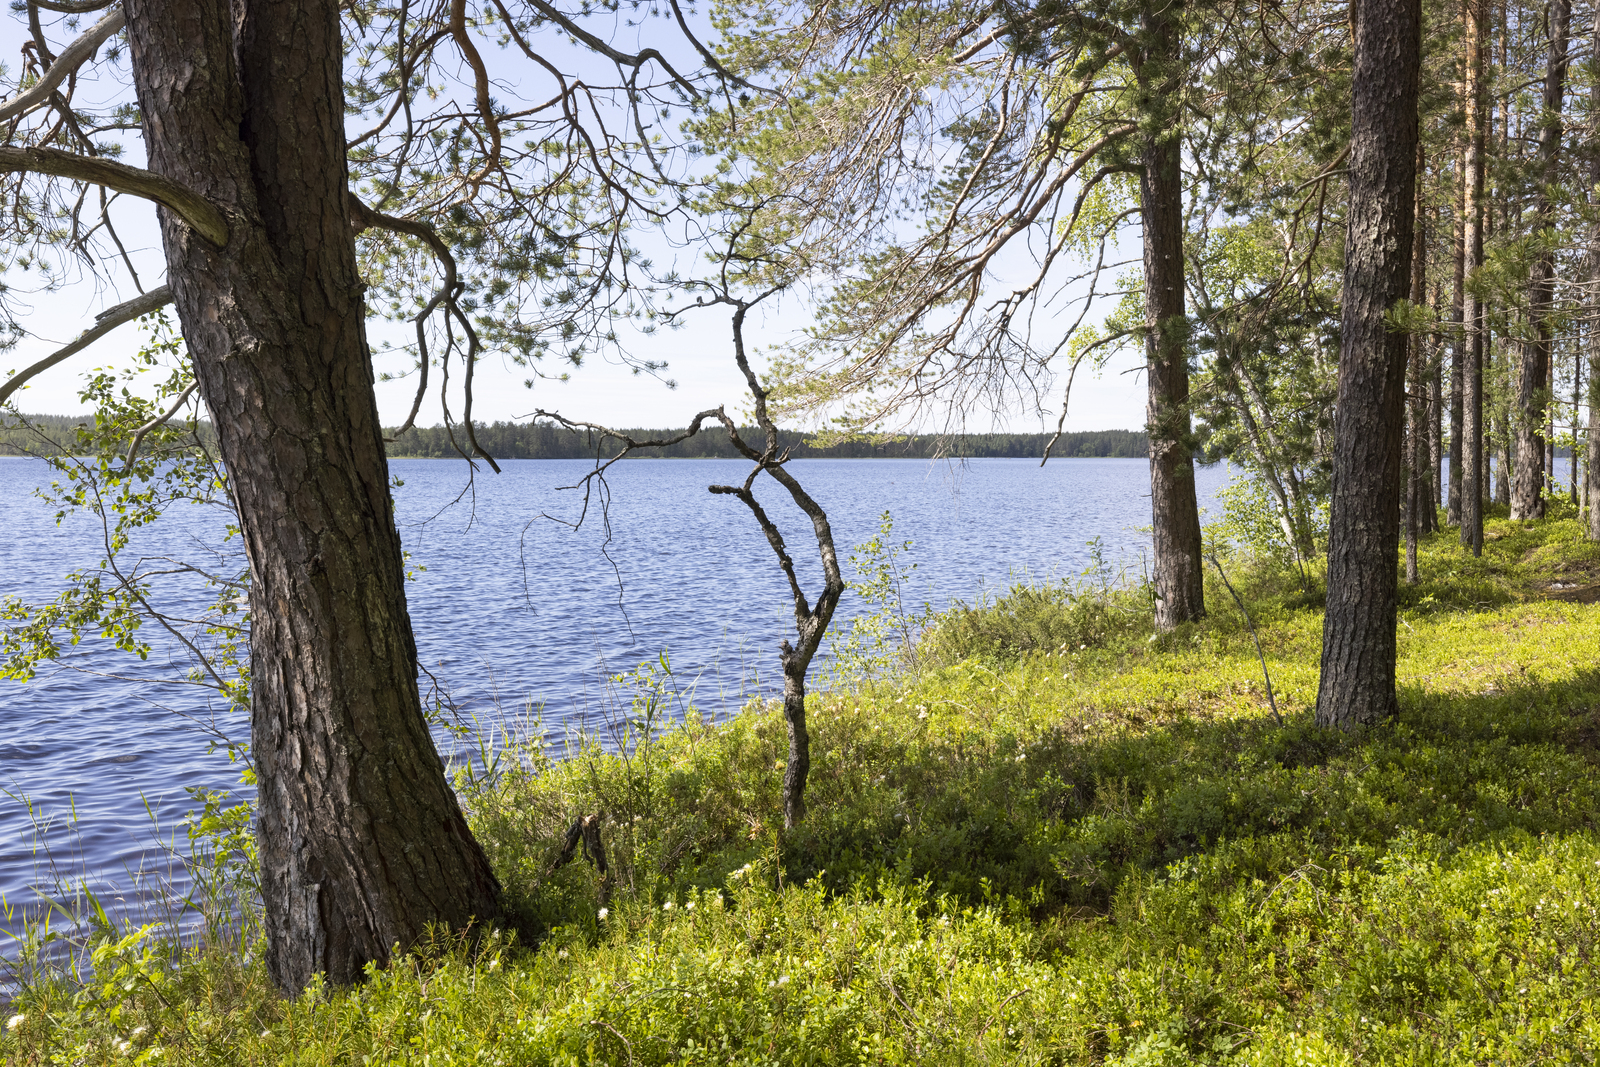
[1138,7,1204,631]
[1315,0,1420,729]
[124,0,502,993]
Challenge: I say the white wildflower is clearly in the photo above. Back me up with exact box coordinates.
[777,974,790,986]
[5,1015,23,1031]
[917,710,928,720]
[598,907,610,920]
[686,900,696,911]
[663,900,675,911]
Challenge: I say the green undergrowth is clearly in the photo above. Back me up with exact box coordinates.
[6,510,1600,1064]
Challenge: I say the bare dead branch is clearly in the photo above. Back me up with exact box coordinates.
[0,7,126,124]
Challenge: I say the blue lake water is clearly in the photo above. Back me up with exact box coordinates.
[0,454,1229,945]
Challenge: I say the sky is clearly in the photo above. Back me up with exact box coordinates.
[0,10,1151,434]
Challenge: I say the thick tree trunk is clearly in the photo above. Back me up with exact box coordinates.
[1138,11,1204,630]
[1512,0,1570,519]
[1461,0,1486,556]
[124,0,501,993]
[1315,0,1420,729]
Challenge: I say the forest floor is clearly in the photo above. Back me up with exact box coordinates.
[5,504,1600,1064]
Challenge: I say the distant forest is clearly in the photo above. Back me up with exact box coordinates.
[2,414,1149,461]
[384,421,1149,460]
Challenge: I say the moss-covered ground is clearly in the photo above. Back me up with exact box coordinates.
[5,506,1600,1064]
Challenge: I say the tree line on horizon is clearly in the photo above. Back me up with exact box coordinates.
[0,414,1147,461]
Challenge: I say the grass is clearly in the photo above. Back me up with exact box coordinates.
[5,505,1600,1064]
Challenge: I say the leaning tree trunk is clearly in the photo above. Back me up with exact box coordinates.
[1138,8,1204,630]
[1315,0,1420,729]
[124,0,501,993]
[1513,0,1570,520]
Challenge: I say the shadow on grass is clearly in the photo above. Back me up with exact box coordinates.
[477,654,1600,940]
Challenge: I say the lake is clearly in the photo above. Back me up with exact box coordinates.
[0,454,1230,947]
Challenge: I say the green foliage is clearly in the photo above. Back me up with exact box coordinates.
[0,318,250,750]
[1205,472,1328,570]
[8,516,1600,1063]
[828,511,937,681]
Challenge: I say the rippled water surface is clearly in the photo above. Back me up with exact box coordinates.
[0,455,1228,939]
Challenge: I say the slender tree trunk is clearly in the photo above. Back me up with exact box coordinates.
[1429,278,1444,531]
[1574,332,1582,505]
[779,662,811,827]
[1316,0,1421,729]
[1495,405,1513,506]
[1406,144,1427,585]
[1589,6,1600,540]
[1591,317,1600,537]
[123,0,501,993]
[1449,178,1466,526]
[1462,0,1486,555]
[1137,9,1204,630]
[1512,0,1569,519]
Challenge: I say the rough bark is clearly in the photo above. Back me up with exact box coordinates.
[1461,0,1486,556]
[123,0,501,993]
[1512,0,1569,519]
[1315,0,1420,729]
[1137,8,1204,631]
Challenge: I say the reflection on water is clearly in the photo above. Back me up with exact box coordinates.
[0,454,1227,955]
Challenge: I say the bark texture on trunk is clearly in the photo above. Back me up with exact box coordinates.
[1315,0,1420,730]
[124,0,501,993]
[779,659,811,828]
[1461,0,1486,556]
[1512,0,1570,520]
[1137,9,1204,631]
